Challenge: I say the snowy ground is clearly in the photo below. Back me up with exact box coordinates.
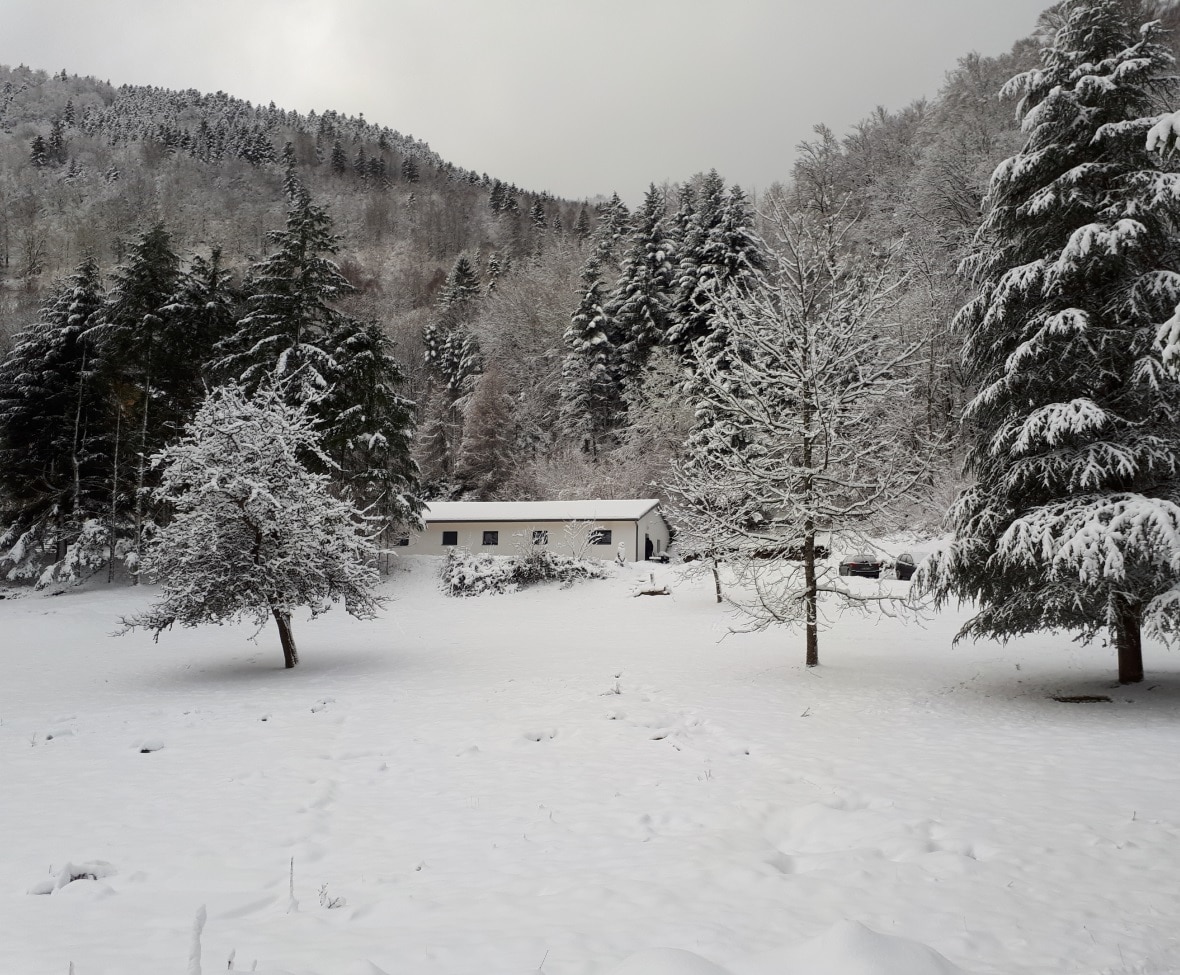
[2,557,1179,975]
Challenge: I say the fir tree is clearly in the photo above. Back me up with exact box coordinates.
[330,139,348,175]
[573,203,592,241]
[0,259,109,583]
[560,255,621,455]
[923,0,1180,684]
[437,255,482,312]
[221,191,421,530]
[317,317,421,532]
[611,184,675,385]
[175,248,240,391]
[91,223,186,570]
[666,173,766,364]
[219,190,349,407]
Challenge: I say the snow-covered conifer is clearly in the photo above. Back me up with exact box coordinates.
[437,256,482,312]
[560,255,622,455]
[665,172,766,363]
[123,384,383,669]
[611,184,675,386]
[0,259,109,582]
[217,190,347,407]
[923,0,1180,684]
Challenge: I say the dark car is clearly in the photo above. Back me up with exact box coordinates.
[838,554,884,578]
[894,553,917,581]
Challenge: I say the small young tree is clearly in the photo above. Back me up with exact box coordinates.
[669,203,922,667]
[123,384,383,669]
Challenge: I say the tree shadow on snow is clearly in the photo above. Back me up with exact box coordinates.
[967,668,1180,718]
[143,644,400,689]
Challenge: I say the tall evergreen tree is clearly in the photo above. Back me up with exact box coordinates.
[92,223,185,569]
[318,317,421,530]
[611,184,675,385]
[437,255,482,312]
[219,190,349,407]
[560,255,621,456]
[666,173,766,363]
[923,0,1180,684]
[221,191,421,532]
[0,259,109,582]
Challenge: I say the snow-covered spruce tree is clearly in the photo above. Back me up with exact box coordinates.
[90,223,187,572]
[922,0,1180,684]
[437,255,482,311]
[218,188,421,534]
[216,189,346,407]
[665,172,767,367]
[611,184,676,387]
[669,203,920,667]
[560,254,622,456]
[317,316,421,531]
[0,258,109,583]
[123,384,382,669]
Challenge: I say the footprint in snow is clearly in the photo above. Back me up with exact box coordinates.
[523,729,558,742]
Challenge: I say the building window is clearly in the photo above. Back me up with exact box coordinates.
[392,535,410,547]
[589,529,612,545]
[442,530,458,546]
[532,530,549,546]
[482,530,499,546]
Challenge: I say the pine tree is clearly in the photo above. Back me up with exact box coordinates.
[219,190,348,406]
[175,247,240,391]
[92,223,186,570]
[666,173,767,364]
[573,203,592,241]
[330,139,348,175]
[122,384,383,669]
[221,191,421,531]
[317,317,421,531]
[0,259,109,583]
[560,255,621,455]
[611,184,675,385]
[592,193,631,269]
[923,0,1180,684]
[437,255,482,312]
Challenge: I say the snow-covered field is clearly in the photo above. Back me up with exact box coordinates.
[2,558,1179,975]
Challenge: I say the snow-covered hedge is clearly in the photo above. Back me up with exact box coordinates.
[440,548,606,596]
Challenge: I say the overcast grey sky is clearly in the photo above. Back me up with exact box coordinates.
[4,0,1050,202]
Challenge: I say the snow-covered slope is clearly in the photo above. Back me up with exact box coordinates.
[2,559,1178,974]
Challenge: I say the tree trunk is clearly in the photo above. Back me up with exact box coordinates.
[711,561,723,604]
[273,607,299,669]
[1113,596,1143,685]
[108,398,121,584]
[803,531,818,668]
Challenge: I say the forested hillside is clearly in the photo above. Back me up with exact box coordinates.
[4,0,1180,587]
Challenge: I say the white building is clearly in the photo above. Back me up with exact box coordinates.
[403,499,671,562]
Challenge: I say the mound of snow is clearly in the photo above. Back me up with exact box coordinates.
[27,860,117,895]
[741,920,970,975]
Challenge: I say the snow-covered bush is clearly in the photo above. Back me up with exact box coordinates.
[439,547,606,597]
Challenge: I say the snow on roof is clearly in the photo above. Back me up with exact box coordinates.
[422,499,661,523]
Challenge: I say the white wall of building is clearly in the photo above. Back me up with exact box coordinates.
[403,517,667,562]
